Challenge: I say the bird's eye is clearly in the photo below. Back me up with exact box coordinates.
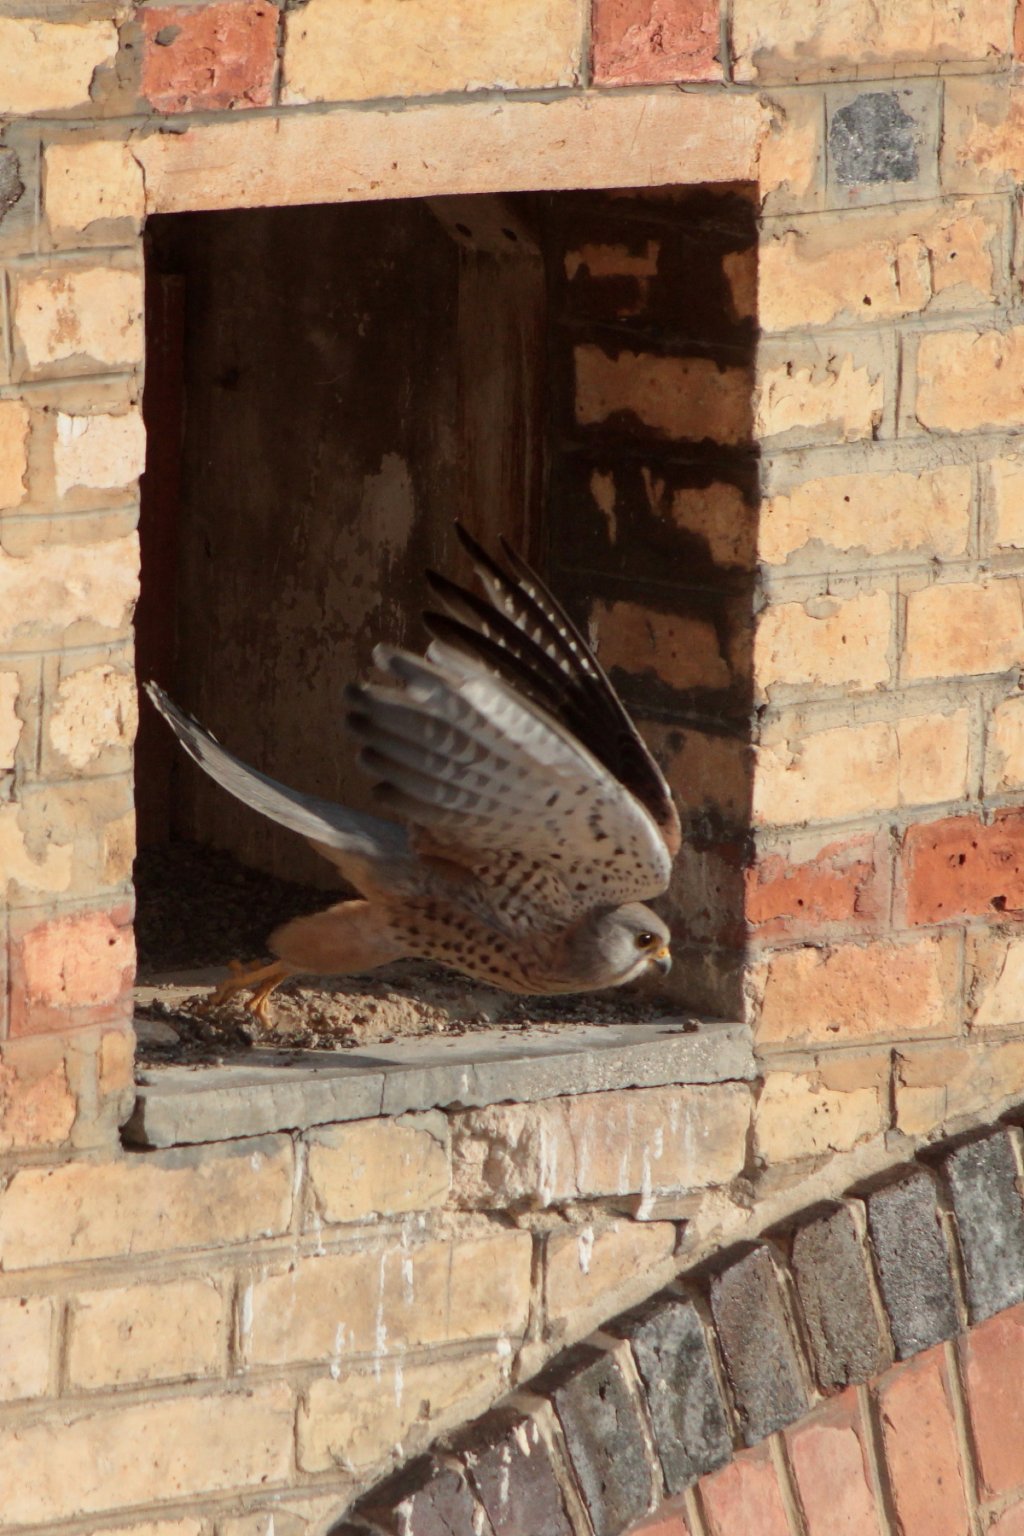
[635,931,657,950]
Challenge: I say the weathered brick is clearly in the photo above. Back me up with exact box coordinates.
[544,1221,678,1336]
[756,343,886,445]
[901,810,1024,924]
[8,906,134,1037]
[0,1135,294,1270]
[759,87,822,211]
[306,1113,450,1224]
[44,141,145,237]
[66,1278,227,1390]
[609,1294,733,1490]
[755,1066,886,1164]
[0,670,23,771]
[452,1086,750,1209]
[710,1246,809,1444]
[576,344,752,445]
[941,1132,1024,1323]
[866,1172,958,1358]
[969,932,1024,1030]
[593,599,731,693]
[754,590,891,693]
[745,832,887,940]
[141,2,279,113]
[754,934,960,1047]
[917,327,1024,433]
[54,410,146,499]
[991,1504,1024,1536]
[760,203,1000,332]
[0,17,117,114]
[12,266,144,377]
[0,1294,54,1401]
[987,696,1024,793]
[654,724,752,823]
[698,1443,790,1536]
[895,1041,1024,1136]
[904,577,1023,681]
[550,1344,654,1536]
[628,1504,691,1536]
[248,1230,532,1367]
[942,78,1024,193]
[792,1204,893,1392]
[785,1389,881,1536]
[0,399,29,511]
[961,1303,1024,1499]
[989,456,1024,550]
[0,1384,295,1526]
[46,662,138,773]
[0,1035,77,1153]
[875,1347,970,1536]
[753,709,969,827]
[298,1353,509,1475]
[283,0,584,103]
[0,530,138,652]
[761,464,971,566]
[458,1408,574,1536]
[361,1458,491,1536]
[591,0,720,85]
[732,0,1008,80]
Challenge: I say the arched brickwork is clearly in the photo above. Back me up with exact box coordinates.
[332,1119,1024,1534]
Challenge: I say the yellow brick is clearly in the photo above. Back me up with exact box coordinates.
[756,352,884,444]
[306,1113,450,1224]
[0,1036,77,1155]
[45,140,145,236]
[0,1295,53,1401]
[761,465,971,566]
[452,1085,751,1208]
[968,931,1024,1031]
[66,1278,227,1390]
[0,1384,294,1526]
[903,578,1024,680]
[89,1524,203,1536]
[755,1070,885,1163]
[0,533,139,650]
[758,89,822,209]
[0,803,73,901]
[544,1220,678,1334]
[0,400,30,512]
[0,1137,294,1271]
[760,205,1000,332]
[575,345,752,445]
[282,0,585,102]
[632,470,755,569]
[942,78,1024,193]
[988,456,1024,550]
[13,266,144,375]
[247,1230,532,1367]
[0,671,21,771]
[297,1352,509,1474]
[895,1040,1024,1136]
[895,708,971,806]
[592,599,731,691]
[987,695,1024,793]
[754,590,891,693]
[54,409,146,498]
[917,327,1024,433]
[733,0,1008,81]
[0,18,117,114]
[755,934,961,1047]
[47,662,137,772]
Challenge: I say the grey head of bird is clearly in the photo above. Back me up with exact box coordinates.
[563,902,672,990]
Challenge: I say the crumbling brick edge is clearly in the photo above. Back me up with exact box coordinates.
[332,1119,1024,1534]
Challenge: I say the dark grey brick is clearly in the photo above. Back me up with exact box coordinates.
[792,1204,892,1392]
[829,91,919,184]
[709,1245,809,1445]
[358,1457,493,1536]
[458,1409,574,1536]
[550,1344,654,1536]
[866,1170,959,1358]
[943,1131,1024,1323]
[609,1294,733,1490]
[0,148,23,223]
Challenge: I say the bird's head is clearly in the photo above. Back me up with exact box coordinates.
[566,903,672,990]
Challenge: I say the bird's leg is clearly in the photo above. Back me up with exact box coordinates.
[202,958,293,1023]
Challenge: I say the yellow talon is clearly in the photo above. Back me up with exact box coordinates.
[201,958,292,1022]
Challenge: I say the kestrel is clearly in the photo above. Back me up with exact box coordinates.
[147,525,680,1019]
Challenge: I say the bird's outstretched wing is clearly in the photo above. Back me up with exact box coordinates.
[345,529,679,908]
[144,684,409,892]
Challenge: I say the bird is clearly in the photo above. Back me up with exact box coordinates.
[146,523,681,1021]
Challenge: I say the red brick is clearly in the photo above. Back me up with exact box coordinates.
[961,1304,1024,1499]
[901,810,1024,925]
[9,904,134,1037]
[628,1498,691,1534]
[745,833,887,941]
[141,2,279,113]
[699,1444,790,1536]
[785,1389,880,1536]
[991,1503,1024,1536]
[591,0,720,85]
[875,1347,969,1536]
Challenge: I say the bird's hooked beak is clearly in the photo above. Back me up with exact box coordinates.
[651,945,672,977]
